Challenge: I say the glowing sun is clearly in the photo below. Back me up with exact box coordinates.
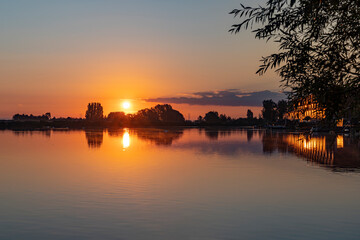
[122,101,131,110]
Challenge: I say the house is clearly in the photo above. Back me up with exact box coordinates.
[286,95,325,122]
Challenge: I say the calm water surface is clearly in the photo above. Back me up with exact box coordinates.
[0,128,359,240]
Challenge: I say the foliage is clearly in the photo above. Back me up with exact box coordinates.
[247,109,254,119]
[262,100,278,123]
[97,104,185,125]
[204,111,221,124]
[107,112,127,123]
[13,112,51,120]
[261,99,288,124]
[277,100,288,120]
[85,102,103,120]
[133,104,185,124]
[198,111,262,126]
[153,104,185,123]
[230,0,360,123]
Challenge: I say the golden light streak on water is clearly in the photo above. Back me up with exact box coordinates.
[123,130,130,149]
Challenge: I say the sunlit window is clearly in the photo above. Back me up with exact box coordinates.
[337,135,344,149]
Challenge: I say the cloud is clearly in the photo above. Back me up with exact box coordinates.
[146,90,286,107]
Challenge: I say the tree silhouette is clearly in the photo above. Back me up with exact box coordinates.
[204,111,221,124]
[132,104,185,124]
[247,109,253,119]
[85,102,103,120]
[230,0,360,123]
[44,112,51,119]
[277,100,288,120]
[108,112,127,122]
[135,108,160,123]
[153,104,185,123]
[262,100,277,124]
[13,113,51,120]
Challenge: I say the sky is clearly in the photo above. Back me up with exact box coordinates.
[0,0,282,119]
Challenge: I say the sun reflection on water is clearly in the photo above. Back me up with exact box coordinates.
[122,130,130,149]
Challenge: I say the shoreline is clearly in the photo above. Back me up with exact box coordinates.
[1,119,358,135]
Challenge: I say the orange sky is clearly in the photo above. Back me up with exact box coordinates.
[0,0,278,119]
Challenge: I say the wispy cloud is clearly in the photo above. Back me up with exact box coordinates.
[146,90,286,107]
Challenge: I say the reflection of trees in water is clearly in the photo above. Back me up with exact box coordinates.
[175,129,263,155]
[204,128,242,141]
[247,130,253,142]
[262,132,288,154]
[108,128,184,146]
[202,128,259,142]
[12,130,51,138]
[134,129,183,146]
[205,130,219,140]
[262,132,360,172]
[107,130,123,137]
[85,131,103,149]
[84,128,360,172]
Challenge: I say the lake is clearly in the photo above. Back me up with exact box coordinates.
[0,128,359,240]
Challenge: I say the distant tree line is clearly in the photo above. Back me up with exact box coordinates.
[9,101,290,128]
[14,99,356,131]
[195,109,263,126]
[106,104,185,126]
[13,112,51,121]
[85,102,266,127]
[194,100,289,126]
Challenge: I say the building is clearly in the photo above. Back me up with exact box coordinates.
[286,95,325,122]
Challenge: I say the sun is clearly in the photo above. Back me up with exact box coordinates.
[122,101,131,110]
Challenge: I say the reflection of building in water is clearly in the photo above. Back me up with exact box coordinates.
[85,131,103,149]
[285,134,336,166]
[336,135,344,149]
[262,132,360,172]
